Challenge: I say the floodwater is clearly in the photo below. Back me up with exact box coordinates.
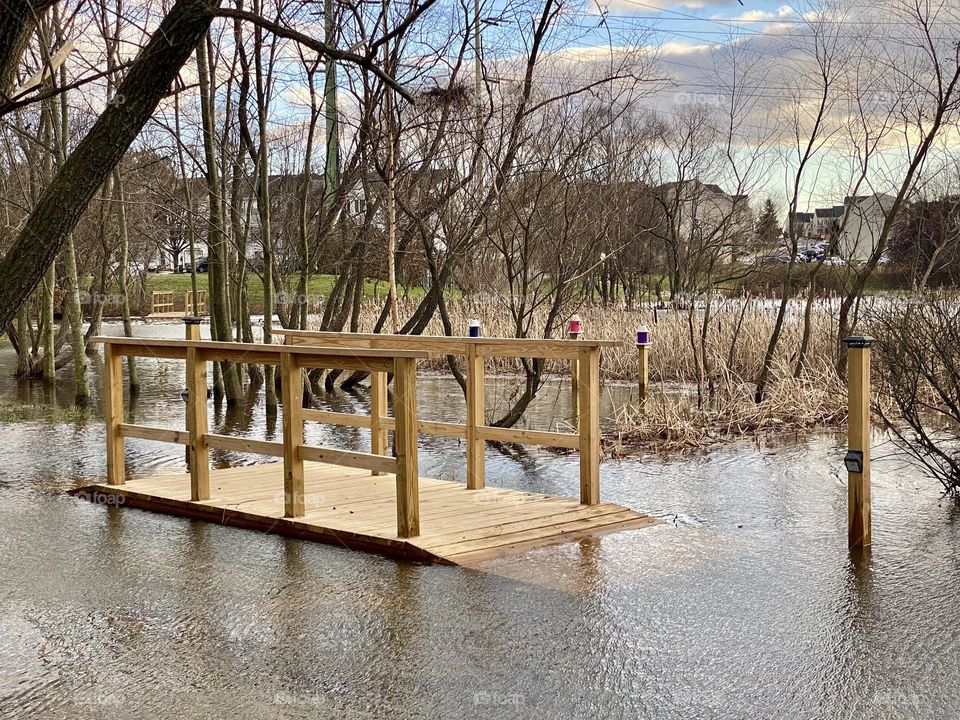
[1,322,959,719]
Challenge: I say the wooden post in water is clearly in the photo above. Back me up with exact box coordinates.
[578,346,601,505]
[465,343,485,489]
[636,324,651,408]
[104,342,125,485]
[569,315,581,429]
[185,339,210,502]
[370,370,389,475]
[393,356,420,537]
[844,336,873,549]
[281,351,305,517]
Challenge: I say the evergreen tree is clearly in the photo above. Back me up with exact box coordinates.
[755,198,782,245]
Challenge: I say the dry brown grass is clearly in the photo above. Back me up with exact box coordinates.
[608,358,848,453]
[339,296,850,449]
[343,296,839,382]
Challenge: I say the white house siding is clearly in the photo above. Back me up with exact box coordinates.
[840,194,896,264]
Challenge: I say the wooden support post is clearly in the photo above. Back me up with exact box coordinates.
[569,323,580,429]
[103,342,125,485]
[184,318,201,341]
[465,344,485,489]
[185,344,210,501]
[370,370,388,475]
[577,346,600,505]
[637,343,649,407]
[393,357,420,538]
[281,352,305,517]
[184,318,201,471]
[845,336,873,549]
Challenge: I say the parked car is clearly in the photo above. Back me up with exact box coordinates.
[823,255,846,266]
[759,252,792,265]
[196,258,209,273]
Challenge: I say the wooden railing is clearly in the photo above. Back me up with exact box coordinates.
[94,336,428,538]
[150,291,175,315]
[150,291,208,316]
[94,330,618,537]
[276,329,620,506]
[184,291,207,316]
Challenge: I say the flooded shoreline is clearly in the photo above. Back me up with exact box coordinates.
[1,322,959,718]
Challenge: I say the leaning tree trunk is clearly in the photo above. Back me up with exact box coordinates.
[0,1,59,102]
[0,0,223,331]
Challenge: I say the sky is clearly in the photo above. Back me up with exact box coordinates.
[478,0,960,214]
[36,0,960,220]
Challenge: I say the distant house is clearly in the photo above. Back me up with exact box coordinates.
[343,168,455,252]
[839,194,897,263]
[788,211,814,238]
[812,206,845,241]
[654,179,753,260]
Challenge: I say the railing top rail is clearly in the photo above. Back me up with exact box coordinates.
[91,336,429,360]
[274,329,621,359]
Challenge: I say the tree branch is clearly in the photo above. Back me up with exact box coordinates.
[213,6,437,104]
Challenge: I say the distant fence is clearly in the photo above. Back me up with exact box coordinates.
[149,291,207,317]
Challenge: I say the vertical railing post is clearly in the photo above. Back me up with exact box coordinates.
[281,351,305,517]
[103,342,125,486]
[393,356,420,538]
[845,336,873,549]
[184,317,201,341]
[370,370,389,475]
[185,344,210,501]
[577,346,600,505]
[465,343,485,490]
[184,318,201,471]
[568,315,582,429]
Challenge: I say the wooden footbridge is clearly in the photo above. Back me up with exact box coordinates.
[73,329,655,565]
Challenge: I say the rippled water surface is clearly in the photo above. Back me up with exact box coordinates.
[1,321,959,719]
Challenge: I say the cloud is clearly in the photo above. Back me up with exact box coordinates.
[712,5,797,23]
[588,0,742,16]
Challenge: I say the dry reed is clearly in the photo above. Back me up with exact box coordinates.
[341,295,840,383]
[328,296,851,450]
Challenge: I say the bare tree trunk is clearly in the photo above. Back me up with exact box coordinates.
[61,234,88,404]
[40,264,55,383]
[252,7,276,412]
[794,280,817,378]
[113,171,139,395]
[40,101,56,385]
[0,0,223,329]
[383,0,400,333]
[197,33,243,404]
[51,3,90,405]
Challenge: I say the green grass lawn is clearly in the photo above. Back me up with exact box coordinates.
[144,272,428,306]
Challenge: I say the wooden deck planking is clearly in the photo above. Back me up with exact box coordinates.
[72,462,655,565]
